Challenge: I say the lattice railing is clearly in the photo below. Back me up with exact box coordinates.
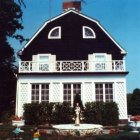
[19,60,125,73]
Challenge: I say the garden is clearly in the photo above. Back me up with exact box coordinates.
[0,101,139,140]
[0,124,139,140]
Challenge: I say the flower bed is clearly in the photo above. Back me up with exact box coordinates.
[130,116,140,121]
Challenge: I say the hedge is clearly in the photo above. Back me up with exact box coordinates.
[23,102,73,125]
[83,102,119,125]
[23,101,119,125]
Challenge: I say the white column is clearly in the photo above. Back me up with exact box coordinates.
[49,82,53,102]
[28,82,31,103]
[92,82,95,101]
[60,83,63,102]
[15,80,19,115]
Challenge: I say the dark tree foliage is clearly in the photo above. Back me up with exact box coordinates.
[73,93,84,111]
[0,0,25,121]
[127,93,132,113]
[128,88,140,115]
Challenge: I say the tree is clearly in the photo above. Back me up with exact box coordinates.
[73,93,84,111]
[128,88,140,115]
[0,0,26,121]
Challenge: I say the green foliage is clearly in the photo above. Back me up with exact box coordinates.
[73,93,84,111]
[127,93,132,113]
[52,102,73,124]
[83,102,119,125]
[0,0,26,121]
[23,102,73,125]
[83,102,105,124]
[128,88,140,115]
[23,103,42,125]
[102,102,119,125]
[40,102,54,125]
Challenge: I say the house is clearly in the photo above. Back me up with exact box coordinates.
[16,0,129,122]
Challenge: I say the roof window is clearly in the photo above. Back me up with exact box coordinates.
[48,26,61,39]
[83,26,96,39]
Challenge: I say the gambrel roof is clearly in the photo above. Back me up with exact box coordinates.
[18,10,127,61]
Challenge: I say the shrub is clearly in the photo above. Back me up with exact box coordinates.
[52,102,73,124]
[23,102,73,125]
[83,102,119,125]
[23,103,42,125]
[102,102,119,125]
[83,102,105,124]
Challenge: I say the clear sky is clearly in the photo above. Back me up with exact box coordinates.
[11,0,140,93]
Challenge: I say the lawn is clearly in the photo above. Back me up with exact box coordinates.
[0,124,139,140]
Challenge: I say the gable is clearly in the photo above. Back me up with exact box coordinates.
[18,10,127,61]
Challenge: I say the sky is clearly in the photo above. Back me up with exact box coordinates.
[11,0,140,93]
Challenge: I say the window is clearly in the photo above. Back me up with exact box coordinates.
[63,84,71,103]
[31,84,49,103]
[63,83,81,104]
[95,83,113,102]
[83,26,96,38]
[48,26,61,39]
[95,84,103,102]
[105,83,113,102]
[41,84,49,102]
[32,84,39,103]
[95,54,106,71]
[38,55,50,71]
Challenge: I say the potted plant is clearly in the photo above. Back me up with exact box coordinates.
[12,115,25,126]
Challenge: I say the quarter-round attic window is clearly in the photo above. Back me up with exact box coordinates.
[48,26,61,39]
[83,26,96,39]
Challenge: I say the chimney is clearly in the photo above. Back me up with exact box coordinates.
[63,0,81,12]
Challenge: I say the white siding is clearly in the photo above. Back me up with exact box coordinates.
[16,75,127,120]
[115,82,128,119]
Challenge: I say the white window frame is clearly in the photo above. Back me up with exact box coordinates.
[48,26,61,39]
[37,54,51,62]
[37,54,51,71]
[31,83,49,103]
[63,83,81,105]
[94,53,106,71]
[83,26,96,39]
[95,83,114,102]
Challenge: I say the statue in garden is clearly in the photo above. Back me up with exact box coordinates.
[75,102,81,126]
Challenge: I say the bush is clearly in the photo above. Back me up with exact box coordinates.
[83,102,104,124]
[23,102,73,125]
[23,103,42,125]
[83,102,119,125]
[102,102,119,125]
[52,102,73,124]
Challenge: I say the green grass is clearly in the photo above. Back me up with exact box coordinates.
[0,124,139,140]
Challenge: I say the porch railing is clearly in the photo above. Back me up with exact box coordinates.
[19,60,125,73]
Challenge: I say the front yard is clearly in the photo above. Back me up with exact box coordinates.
[0,124,139,140]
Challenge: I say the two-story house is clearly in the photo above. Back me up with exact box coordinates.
[16,0,129,122]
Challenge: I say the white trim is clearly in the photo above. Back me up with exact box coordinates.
[48,26,61,39]
[83,26,96,39]
[19,10,126,55]
[37,54,51,61]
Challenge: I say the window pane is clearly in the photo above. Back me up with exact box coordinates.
[73,84,81,101]
[63,84,71,102]
[95,83,103,101]
[51,28,59,37]
[31,84,39,103]
[41,84,49,102]
[105,83,113,102]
